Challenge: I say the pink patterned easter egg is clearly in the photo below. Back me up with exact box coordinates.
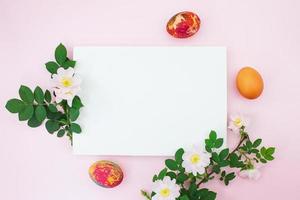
[166,11,201,38]
[89,160,123,188]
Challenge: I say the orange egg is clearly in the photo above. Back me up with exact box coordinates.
[236,67,264,99]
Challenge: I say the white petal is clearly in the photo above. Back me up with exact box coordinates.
[67,98,73,107]
[182,152,190,161]
[153,180,163,193]
[55,96,62,103]
[65,67,75,77]
[252,170,261,180]
[72,76,81,87]
[163,176,171,183]
[228,122,240,132]
[152,194,159,200]
[196,166,205,174]
[57,67,67,76]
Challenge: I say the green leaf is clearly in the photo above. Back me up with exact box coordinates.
[48,104,58,113]
[18,105,34,121]
[165,159,178,170]
[253,139,262,148]
[27,116,43,128]
[179,195,189,200]
[151,192,156,197]
[70,123,81,133]
[266,147,275,155]
[229,153,244,168]
[72,96,84,109]
[260,147,267,158]
[264,154,274,161]
[46,110,63,120]
[45,120,60,133]
[152,174,158,182]
[204,191,217,200]
[262,147,275,161]
[226,172,235,180]
[34,86,44,104]
[209,130,217,141]
[214,138,223,148]
[45,61,59,74]
[44,90,52,103]
[224,172,235,185]
[212,152,220,163]
[19,85,34,103]
[69,108,79,121]
[188,182,197,197]
[57,129,65,137]
[5,99,25,113]
[35,105,47,122]
[205,139,213,148]
[218,160,229,167]
[219,148,229,160]
[166,172,176,179]
[256,153,261,158]
[175,148,184,164]
[55,43,67,65]
[205,146,212,153]
[177,173,188,183]
[158,168,167,180]
[246,141,252,149]
[250,149,259,154]
[197,188,209,197]
[212,165,220,174]
[61,59,76,69]
[260,158,267,163]
[221,171,226,177]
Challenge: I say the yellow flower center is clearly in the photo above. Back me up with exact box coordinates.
[234,118,242,126]
[160,188,170,197]
[190,154,201,164]
[61,77,73,87]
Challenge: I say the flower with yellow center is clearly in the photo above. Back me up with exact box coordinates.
[160,188,170,197]
[52,68,81,106]
[228,114,249,133]
[152,177,180,200]
[61,77,73,87]
[190,154,201,164]
[182,145,211,176]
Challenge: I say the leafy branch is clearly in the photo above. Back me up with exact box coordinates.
[5,44,83,144]
[141,126,275,200]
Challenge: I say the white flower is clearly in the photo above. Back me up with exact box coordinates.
[238,168,261,180]
[52,68,81,106]
[182,145,211,176]
[152,177,180,200]
[54,87,80,107]
[228,114,249,133]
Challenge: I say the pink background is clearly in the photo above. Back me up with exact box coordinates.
[1,0,300,199]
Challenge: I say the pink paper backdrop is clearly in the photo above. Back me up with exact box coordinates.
[1,0,300,199]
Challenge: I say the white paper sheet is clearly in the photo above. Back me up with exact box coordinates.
[73,47,227,156]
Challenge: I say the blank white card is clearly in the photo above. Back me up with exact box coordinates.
[73,47,227,156]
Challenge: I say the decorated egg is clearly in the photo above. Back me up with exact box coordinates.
[166,11,201,38]
[236,67,264,99]
[89,160,123,188]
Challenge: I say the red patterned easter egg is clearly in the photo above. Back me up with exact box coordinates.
[89,160,123,188]
[166,11,201,38]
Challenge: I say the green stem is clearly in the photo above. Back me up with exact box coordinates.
[141,190,152,200]
[61,102,73,144]
[238,150,254,166]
